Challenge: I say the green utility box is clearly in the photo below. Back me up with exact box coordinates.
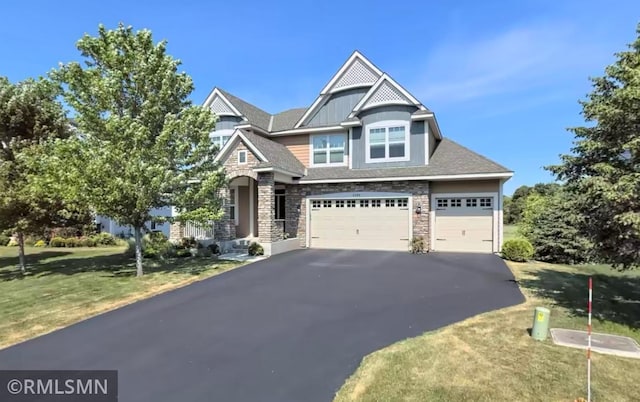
[531,307,551,341]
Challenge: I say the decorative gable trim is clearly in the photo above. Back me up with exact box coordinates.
[213,129,268,163]
[294,51,383,128]
[325,55,381,94]
[202,88,243,117]
[348,74,425,118]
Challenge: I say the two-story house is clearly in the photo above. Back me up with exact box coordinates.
[170,51,513,256]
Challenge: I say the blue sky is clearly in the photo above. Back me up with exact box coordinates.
[1,0,639,195]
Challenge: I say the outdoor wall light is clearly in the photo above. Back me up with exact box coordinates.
[296,205,301,214]
[415,203,422,214]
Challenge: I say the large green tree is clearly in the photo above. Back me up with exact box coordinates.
[549,25,640,269]
[0,77,70,273]
[518,190,592,264]
[48,24,225,276]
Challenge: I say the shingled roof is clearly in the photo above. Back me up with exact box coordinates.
[298,138,512,182]
[270,108,307,132]
[217,89,272,132]
[239,130,306,176]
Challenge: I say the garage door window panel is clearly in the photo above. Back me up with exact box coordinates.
[480,198,493,207]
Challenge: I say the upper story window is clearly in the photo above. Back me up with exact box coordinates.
[238,150,247,164]
[311,133,346,166]
[365,121,410,163]
[210,129,234,152]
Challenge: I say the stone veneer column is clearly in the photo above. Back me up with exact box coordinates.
[169,222,184,241]
[257,172,278,243]
[215,186,235,241]
[412,190,430,249]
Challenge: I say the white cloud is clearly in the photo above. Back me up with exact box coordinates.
[415,22,611,104]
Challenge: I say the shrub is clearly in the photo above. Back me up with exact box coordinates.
[92,232,117,246]
[0,234,10,246]
[196,247,213,258]
[125,232,172,259]
[49,237,66,247]
[411,236,425,253]
[34,240,46,247]
[7,239,18,247]
[248,242,264,256]
[176,248,192,258]
[143,232,171,258]
[207,243,220,255]
[502,239,534,262]
[180,236,198,249]
[64,237,79,248]
[78,237,97,247]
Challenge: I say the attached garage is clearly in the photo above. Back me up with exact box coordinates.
[431,194,497,253]
[308,193,411,251]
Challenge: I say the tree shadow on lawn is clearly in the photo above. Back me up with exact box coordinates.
[519,267,640,329]
[0,251,73,269]
[0,252,222,282]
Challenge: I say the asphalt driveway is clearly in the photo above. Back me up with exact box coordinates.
[0,249,523,402]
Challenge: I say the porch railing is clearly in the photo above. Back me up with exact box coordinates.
[182,221,215,239]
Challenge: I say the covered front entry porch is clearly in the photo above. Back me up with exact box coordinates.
[215,171,301,256]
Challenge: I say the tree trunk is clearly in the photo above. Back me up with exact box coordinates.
[134,226,143,277]
[17,232,26,274]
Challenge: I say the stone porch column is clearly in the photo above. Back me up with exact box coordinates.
[215,186,235,241]
[257,172,278,243]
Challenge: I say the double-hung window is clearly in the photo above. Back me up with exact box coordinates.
[311,134,346,166]
[210,129,234,152]
[228,188,237,224]
[366,121,410,163]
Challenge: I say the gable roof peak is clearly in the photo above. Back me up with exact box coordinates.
[202,87,243,117]
[319,50,383,95]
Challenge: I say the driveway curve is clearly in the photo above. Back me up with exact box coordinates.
[0,249,523,402]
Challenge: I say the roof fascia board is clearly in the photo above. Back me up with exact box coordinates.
[298,172,514,184]
[269,125,346,136]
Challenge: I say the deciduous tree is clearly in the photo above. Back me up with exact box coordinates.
[48,24,225,276]
[0,77,69,273]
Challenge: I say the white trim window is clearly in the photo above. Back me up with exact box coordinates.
[210,129,234,152]
[311,133,347,166]
[238,150,248,164]
[365,120,410,163]
[229,187,238,225]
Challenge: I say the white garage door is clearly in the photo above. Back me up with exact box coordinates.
[309,198,410,251]
[434,196,494,253]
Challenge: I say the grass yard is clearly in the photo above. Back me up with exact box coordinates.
[0,246,244,349]
[335,261,640,402]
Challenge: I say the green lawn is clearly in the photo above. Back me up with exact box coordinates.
[0,246,244,349]
[335,261,640,402]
